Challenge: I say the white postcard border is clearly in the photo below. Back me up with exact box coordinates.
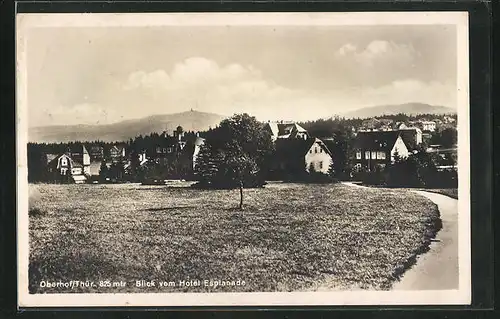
[16,11,471,308]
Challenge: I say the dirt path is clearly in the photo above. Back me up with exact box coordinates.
[392,190,459,290]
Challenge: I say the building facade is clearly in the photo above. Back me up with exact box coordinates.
[353,131,409,172]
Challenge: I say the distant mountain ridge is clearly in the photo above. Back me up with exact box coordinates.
[29,110,226,143]
[338,103,456,119]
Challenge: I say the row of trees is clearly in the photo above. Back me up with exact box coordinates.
[359,151,457,188]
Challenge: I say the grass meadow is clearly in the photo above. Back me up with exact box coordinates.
[28,182,440,293]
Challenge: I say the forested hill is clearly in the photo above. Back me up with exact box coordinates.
[29,110,226,143]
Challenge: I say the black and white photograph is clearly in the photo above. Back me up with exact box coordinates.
[16,12,470,307]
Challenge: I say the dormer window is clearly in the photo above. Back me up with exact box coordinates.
[61,157,68,166]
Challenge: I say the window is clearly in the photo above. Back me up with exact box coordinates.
[61,157,67,166]
[60,168,67,175]
[379,152,386,160]
[162,148,167,153]
[371,151,377,160]
[167,147,173,153]
[309,149,312,154]
[356,151,361,159]
[156,147,161,154]
[320,148,323,153]
[315,147,318,154]
[319,161,323,170]
[365,151,370,159]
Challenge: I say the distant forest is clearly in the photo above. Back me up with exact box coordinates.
[28,112,457,154]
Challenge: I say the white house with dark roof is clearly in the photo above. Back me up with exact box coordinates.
[273,137,333,176]
[46,145,91,183]
[353,131,409,172]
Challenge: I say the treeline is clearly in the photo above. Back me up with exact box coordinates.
[373,112,457,122]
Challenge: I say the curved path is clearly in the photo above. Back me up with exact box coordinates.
[392,190,459,290]
[342,183,459,290]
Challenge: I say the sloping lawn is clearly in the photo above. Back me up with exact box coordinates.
[28,182,440,293]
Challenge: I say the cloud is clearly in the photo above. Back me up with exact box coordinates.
[35,57,456,125]
[336,40,418,68]
[337,43,357,56]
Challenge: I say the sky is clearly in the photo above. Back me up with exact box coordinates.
[25,22,458,127]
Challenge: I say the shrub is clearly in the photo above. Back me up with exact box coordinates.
[283,171,339,184]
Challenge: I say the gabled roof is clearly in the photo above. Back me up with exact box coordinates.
[111,145,125,151]
[47,153,87,169]
[354,131,402,151]
[275,137,332,160]
[194,136,205,146]
[72,161,83,168]
[398,128,421,150]
[266,122,308,138]
[46,153,59,164]
[89,145,103,151]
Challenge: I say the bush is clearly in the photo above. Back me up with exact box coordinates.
[191,178,267,190]
[426,169,458,188]
[360,165,387,186]
[283,171,339,184]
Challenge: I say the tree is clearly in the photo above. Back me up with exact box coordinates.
[99,161,109,183]
[194,143,223,186]
[430,127,457,148]
[329,130,355,179]
[194,113,274,209]
[327,160,335,178]
[108,162,125,181]
[385,149,438,187]
[226,152,259,210]
[440,127,458,148]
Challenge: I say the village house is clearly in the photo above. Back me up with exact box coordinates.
[398,127,423,150]
[419,120,437,132]
[88,145,104,160]
[272,137,334,178]
[264,121,309,141]
[148,126,189,165]
[142,126,205,178]
[109,144,127,163]
[353,131,410,172]
[443,115,456,124]
[46,145,91,183]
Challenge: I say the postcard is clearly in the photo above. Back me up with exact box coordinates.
[16,11,470,307]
